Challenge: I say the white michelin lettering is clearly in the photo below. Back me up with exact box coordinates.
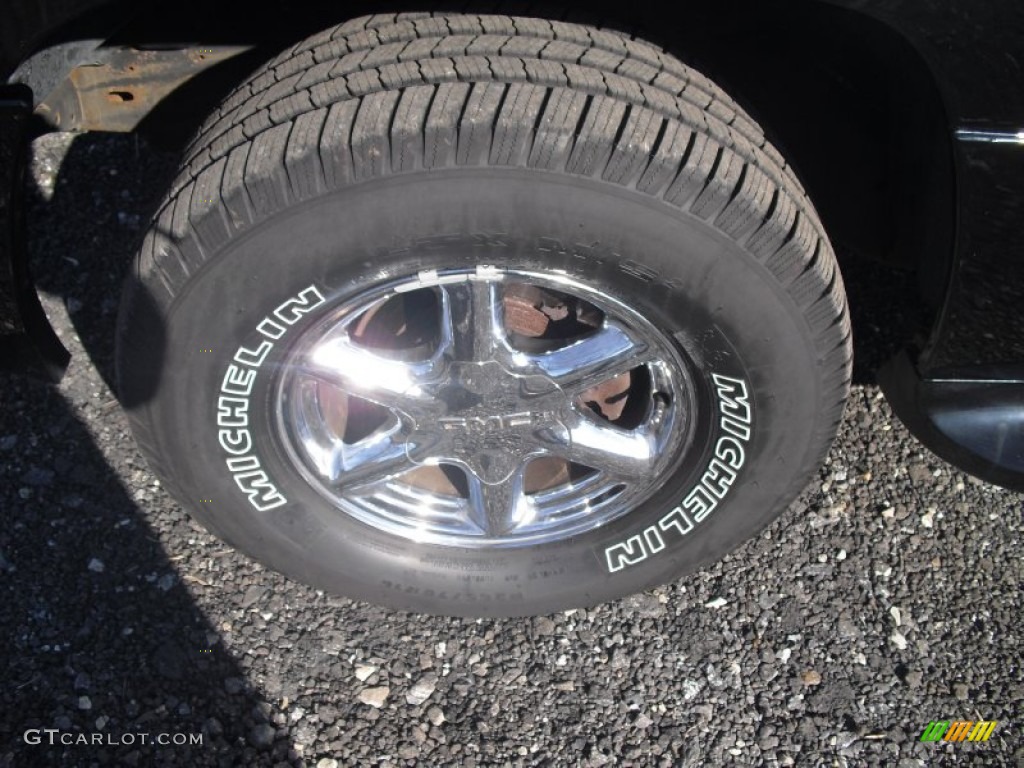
[274,286,327,323]
[720,413,751,441]
[257,317,287,339]
[643,527,666,553]
[712,373,752,423]
[218,428,252,456]
[715,436,745,469]
[258,319,286,342]
[605,372,753,573]
[658,505,695,537]
[226,455,261,473]
[234,340,273,367]
[603,535,648,573]
[702,458,737,498]
[217,396,248,428]
[233,469,287,511]
[216,284,326,511]
[683,484,718,524]
[221,364,256,396]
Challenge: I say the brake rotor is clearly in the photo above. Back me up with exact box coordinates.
[503,283,557,338]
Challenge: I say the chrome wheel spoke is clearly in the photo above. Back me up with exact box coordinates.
[331,423,413,489]
[440,279,505,362]
[465,464,530,537]
[518,321,650,396]
[526,471,628,526]
[301,335,440,421]
[560,417,657,481]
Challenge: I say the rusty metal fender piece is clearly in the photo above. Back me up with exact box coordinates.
[35,45,250,132]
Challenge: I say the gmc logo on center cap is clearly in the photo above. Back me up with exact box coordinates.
[439,412,541,431]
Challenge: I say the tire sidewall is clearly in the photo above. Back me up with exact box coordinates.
[127,168,824,615]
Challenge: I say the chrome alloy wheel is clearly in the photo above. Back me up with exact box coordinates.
[275,267,696,547]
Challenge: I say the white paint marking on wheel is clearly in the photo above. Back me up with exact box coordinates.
[215,284,326,511]
[604,373,752,573]
[474,265,500,280]
[395,266,499,292]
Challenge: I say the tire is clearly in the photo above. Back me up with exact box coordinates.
[116,13,851,617]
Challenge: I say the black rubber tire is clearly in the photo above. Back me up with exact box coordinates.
[116,13,852,617]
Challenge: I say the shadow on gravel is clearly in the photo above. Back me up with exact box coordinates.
[0,132,298,765]
[26,131,180,393]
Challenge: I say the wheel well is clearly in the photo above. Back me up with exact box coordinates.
[627,0,954,290]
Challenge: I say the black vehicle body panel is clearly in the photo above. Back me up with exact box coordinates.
[1,0,1022,489]
[0,85,69,380]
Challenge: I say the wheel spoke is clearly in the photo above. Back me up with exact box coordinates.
[525,470,628,526]
[301,335,441,421]
[558,417,657,481]
[440,279,505,362]
[328,422,414,489]
[465,464,531,536]
[516,320,649,396]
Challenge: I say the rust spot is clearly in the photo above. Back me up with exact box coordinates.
[37,45,252,132]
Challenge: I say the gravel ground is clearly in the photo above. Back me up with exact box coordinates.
[1,132,1021,767]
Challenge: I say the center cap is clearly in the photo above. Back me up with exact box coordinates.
[406,361,572,484]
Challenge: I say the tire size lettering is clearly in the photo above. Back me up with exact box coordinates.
[216,285,326,511]
[604,374,753,573]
